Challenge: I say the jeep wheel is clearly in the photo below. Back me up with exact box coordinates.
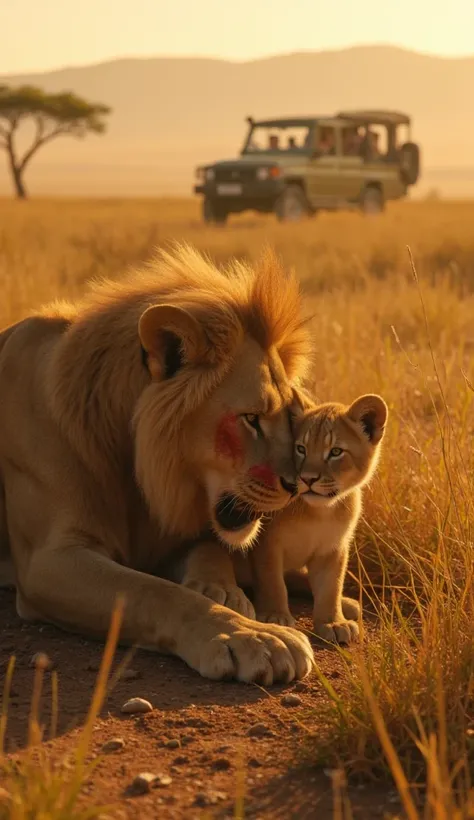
[203,198,228,225]
[275,185,309,222]
[361,186,384,215]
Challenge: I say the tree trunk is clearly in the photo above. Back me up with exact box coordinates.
[11,164,27,200]
[6,144,27,199]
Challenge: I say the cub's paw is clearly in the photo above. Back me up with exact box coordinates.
[313,619,360,645]
[198,621,314,684]
[256,610,296,627]
[341,597,361,621]
[183,580,255,619]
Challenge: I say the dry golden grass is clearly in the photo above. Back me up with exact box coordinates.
[0,196,473,818]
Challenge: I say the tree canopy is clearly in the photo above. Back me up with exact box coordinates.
[0,85,111,198]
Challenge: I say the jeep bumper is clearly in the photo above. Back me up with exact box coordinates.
[193,179,286,204]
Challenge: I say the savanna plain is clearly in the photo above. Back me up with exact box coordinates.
[0,197,473,820]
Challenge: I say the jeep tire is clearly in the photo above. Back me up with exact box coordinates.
[275,184,310,222]
[360,185,384,215]
[203,198,228,225]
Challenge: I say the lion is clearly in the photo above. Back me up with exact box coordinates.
[182,391,388,645]
[0,244,314,684]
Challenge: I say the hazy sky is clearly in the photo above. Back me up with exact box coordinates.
[1,0,472,75]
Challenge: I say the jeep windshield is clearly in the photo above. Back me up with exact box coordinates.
[242,120,313,155]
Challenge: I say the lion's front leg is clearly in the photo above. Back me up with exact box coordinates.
[22,538,313,684]
[182,540,255,619]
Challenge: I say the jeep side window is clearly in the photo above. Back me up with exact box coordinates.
[361,126,388,161]
[342,127,363,156]
[318,127,336,156]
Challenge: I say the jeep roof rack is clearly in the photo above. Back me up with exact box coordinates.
[248,117,318,128]
[337,110,411,126]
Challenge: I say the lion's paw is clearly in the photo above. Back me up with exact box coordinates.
[198,623,314,684]
[256,610,296,627]
[184,580,255,619]
[313,619,359,645]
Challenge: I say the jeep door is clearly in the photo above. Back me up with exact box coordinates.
[337,125,366,201]
[305,123,341,206]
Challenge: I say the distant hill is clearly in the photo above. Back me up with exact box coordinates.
[0,45,473,197]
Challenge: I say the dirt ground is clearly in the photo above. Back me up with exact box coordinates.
[0,588,401,819]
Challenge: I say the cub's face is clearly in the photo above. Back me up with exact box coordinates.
[188,338,302,547]
[293,394,388,508]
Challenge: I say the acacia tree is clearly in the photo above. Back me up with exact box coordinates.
[0,85,111,199]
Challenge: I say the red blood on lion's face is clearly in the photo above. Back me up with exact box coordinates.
[248,464,276,488]
[215,413,243,464]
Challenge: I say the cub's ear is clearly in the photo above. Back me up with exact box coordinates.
[347,394,388,445]
[290,385,316,418]
[138,304,211,380]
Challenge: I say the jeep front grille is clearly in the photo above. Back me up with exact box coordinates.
[214,168,256,183]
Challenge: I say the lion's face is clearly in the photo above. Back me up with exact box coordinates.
[186,338,300,548]
[135,250,312,550]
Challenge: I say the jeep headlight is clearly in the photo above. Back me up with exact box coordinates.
[257,166,281,180]
[205,168,215,181]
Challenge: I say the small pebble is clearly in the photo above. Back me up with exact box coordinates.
[293,681,309,692]
[212,757,231,771]
[247,723,272,738]
[29,652,54,671]
[101,738,125,754]
[194,790,227,807]
[181,734,194,745]
[129,773,157,795]
[129,772,172,795]
[121,668,140,681]
[281,693,302,707]
[121,697,153,714]
[173,755,189,765]
[165,738,180,749]
[248,757,262,768]
[155,775,172,788]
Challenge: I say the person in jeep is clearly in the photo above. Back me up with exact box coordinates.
[319,129,336,155]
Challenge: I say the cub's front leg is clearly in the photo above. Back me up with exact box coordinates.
[182,539,255,619]
[307,543,360,645]
[251,534,295,627]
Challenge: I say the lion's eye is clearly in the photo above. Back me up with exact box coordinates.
[242,414,262,435]
[296,444,306,457]
[329,447,343,458]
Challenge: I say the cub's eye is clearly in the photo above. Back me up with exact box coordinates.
[296,444,306,457]
[329,447,343,458]
[242,414,262,435]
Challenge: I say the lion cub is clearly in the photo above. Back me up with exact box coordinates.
[251,393,388,644]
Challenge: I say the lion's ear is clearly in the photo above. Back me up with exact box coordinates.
[138,304,210,380]
[346,394,388,445]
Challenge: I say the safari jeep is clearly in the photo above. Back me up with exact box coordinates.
[193,110,420,223]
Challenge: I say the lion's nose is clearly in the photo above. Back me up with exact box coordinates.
[280,476,298,496]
